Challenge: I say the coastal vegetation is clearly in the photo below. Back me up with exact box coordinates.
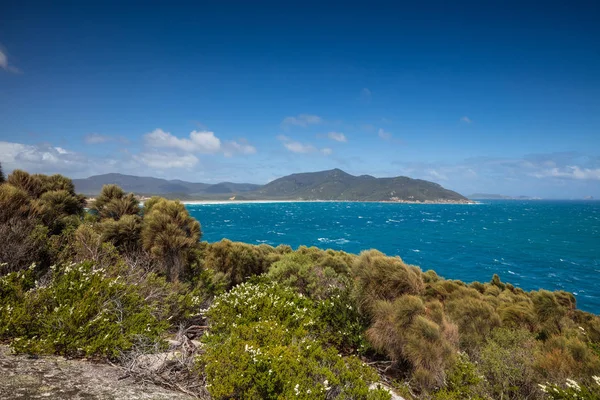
[1,165,600,399]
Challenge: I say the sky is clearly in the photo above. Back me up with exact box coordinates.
[1,1,599,198]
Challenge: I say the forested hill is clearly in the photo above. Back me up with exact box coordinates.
[72,173,260,196]
[253,169,469,202]
[73,169,469,202]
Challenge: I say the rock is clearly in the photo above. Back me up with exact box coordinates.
[0,345,194,399]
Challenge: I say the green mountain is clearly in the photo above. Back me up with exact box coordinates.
[73,173,260,196]
[253,169,468,202]
[73,169,468,202]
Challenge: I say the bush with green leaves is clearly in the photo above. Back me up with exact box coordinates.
[200,282,390,399]
[432,352,485,400]
[0,262,167,358]
[540,377,600,399]
[477,328,540,399]
[141,198,201,281]
[203,240,281,289]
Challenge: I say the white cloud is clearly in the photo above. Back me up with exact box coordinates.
[0,50,7,70]
[84,133,110,144]
[223,140,257,157]
[277,135,333,155]
[0,141,87,172]
[145,129,221,153]
[281,114,322,128]
[532,166,600,181]
[284,141,315,153]
[378,128,392,140]
[460,116,472,124]
[0,48,21,73]
[327,132,347,143]
[133,152,198,169]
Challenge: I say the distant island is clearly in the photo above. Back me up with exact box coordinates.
[74,168,471,203]
[468,193,542,200]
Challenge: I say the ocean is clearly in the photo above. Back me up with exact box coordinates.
[186,200,600,313]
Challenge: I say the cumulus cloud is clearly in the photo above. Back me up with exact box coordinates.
[321,148,333,156]
[281,114,322,128]
[133,152,198,169]
[145,129,221,153]
[327,132,347,143]
[378,128,392,140]
[0,141,88,173]
[460,116,472,124]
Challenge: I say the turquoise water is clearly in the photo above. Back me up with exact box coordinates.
[186,201,600,313]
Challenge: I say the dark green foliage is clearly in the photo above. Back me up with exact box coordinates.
[477,328,540,399]
[204,239,280,289]
[432,352,485,399]
[201,282,391,399]
[0,263,167,358]
[92,184,140,220]
[7,169,45,198]
[0,162,4,183]
[99,214,142,251]
[141,198,201,281]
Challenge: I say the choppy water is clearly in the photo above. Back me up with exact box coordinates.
[186,201,600,313]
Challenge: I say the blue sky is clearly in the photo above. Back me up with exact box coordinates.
[1,1,599,198]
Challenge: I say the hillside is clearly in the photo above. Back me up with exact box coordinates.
[254,168,468,202]
[73,173,260,196]
[73,169,468,202]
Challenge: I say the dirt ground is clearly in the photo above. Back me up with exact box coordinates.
[0,345,194,400]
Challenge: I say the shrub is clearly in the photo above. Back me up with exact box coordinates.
[352,250,424,317]
[367,295,457,391]
[201,282,390,399]
[203,240,277,289]
[91,184,140,220]
[432,352,485,400]
[267,251,349,300]
[446,297,501,350]
[0,262,167,358]
[540,377,600,400]
[477,328,540,399]
[141,198,201,281]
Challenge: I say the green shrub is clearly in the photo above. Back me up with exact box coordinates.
[204,240,277,289]
[267,251,349,300]
[540,377,600,399]
[201,282,390,399]
[0,262,167,358]
[432,352,485,400]
[477,328,540,399]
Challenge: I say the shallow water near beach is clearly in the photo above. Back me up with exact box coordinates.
[187,200,600,313]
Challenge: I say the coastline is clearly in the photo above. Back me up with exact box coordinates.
[180,199,478,205]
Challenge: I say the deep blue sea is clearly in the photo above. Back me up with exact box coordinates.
[186,201,600,313]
